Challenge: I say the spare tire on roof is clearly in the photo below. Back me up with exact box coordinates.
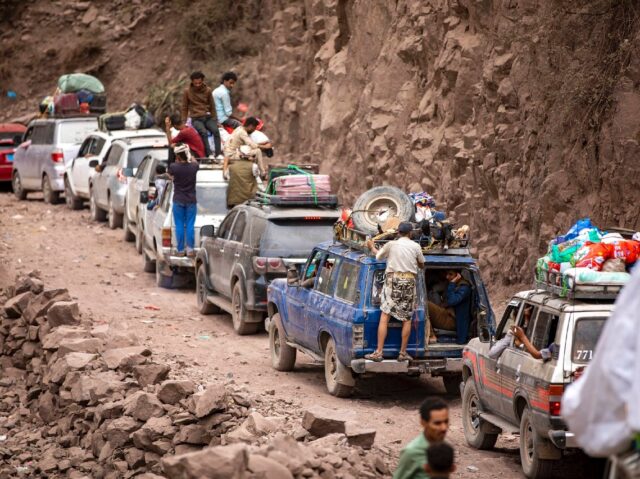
[351,186,414,235]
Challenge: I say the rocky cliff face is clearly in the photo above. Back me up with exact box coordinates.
[239,0,640,290]
[2,0,639,292]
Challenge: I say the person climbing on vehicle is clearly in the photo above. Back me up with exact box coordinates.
[424,442,456,479]
[213,72,242,129]
[426,270,472,344]
[165,114,205,161]
[167,144,199,258]
[394,397,450,479]
[181,71,222,160]
[365,222,425,362]
[147,164,169,210]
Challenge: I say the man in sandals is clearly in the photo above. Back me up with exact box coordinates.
[366,222,424,362]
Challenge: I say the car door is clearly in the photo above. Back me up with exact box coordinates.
[35,123,56,183]
[23,124,46,187]
[330,260,363,354]
[305,254,341,349]
[71,136,94,196]
[95,144,123,209]
[220,211,247,297]
[210,210,238,292]
[285,250,324,346]
[14,126,34,186]
[477,299,522,414]
[152,182,172,256]
[128,156,149,222]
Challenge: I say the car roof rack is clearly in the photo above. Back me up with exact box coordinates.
[254,191,338,208]
[535,271,624,300]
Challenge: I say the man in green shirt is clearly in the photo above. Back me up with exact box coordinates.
[393,397,450,479]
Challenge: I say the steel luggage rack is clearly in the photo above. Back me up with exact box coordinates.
[535,269,623,300]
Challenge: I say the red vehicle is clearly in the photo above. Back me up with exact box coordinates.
[0,123,27,183]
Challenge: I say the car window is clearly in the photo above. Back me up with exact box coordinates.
[218,211,238,240]
[335,261,360,304]
[136,158,149,179]
[22,127,33,143]
[496,301,521,340]
[517,303,538,338]
[371,269,385,306]
[126,147,154,169]
[57,120,98,144]
[229,212,247,243]
[92,137,106,155]
[315,256,340,295]
[106,145,124,166]
[572,317,606,364]
[78,137,93,157]
[196,184,228,216]
[161,183,172,211]
[304,250,325,281]
[530,311,558,351]
[31,124,52,145]
[259,218,337,257]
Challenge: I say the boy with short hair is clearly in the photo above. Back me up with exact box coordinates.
[425,442,456,478]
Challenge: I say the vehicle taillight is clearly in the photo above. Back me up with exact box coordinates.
[253,256,286,274]
[549,384,564,416]
[117,168,127,184]
[51,149,64,163]
[253,257,267,274]
[304,216,322,220]
[268,258,282,269]
[162,228,171,248]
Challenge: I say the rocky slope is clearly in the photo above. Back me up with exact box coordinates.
[2,0,640,289]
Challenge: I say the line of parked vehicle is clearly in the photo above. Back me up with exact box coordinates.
[3,114,614,479]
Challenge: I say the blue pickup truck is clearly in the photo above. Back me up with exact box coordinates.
[266,240,495,397]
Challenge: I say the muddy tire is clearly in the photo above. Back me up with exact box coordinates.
[443,374,463,396]
[142,250,155,273]
[231,282,260,335]
[108,198,123,229]
[269,313,296,371]
[324,337,355,397]
[155,259,173,288]
[520,407,554,479]
[42,174,60,204]
[351,186,414,235]
[135,220,144,254]
[64,177,83,210]
[12,171,27,200]
[196,265,219,314]
[90,188,107,222]
[123,223,135,242]
[462,380,499,450]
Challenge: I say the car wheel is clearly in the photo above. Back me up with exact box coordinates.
[269,313,296,371]
[42,174,60,204]
[108,197,123,229]
[324,337,355,397]
[142,249,155,273]
[155,259,173,289]
[520,407,554,479]
[351,186,414,235]
[442,374,463,396]
[64,176,83,210]
[90,188,107,222]
[231,282,260,335]
[12,171,27,200]
[196,265,220,314]
[135,220,144,254]
[122,201,136,242]
[462,379,499,450]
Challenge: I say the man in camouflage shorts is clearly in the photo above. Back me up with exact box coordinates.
[366,222,425,362]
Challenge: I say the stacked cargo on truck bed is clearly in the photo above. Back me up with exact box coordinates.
[255,164,338,207]
[43,73,107,117]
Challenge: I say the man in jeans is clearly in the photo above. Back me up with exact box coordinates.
[167,145,199,258]
[181,71,222,160]
[213,72,242,129]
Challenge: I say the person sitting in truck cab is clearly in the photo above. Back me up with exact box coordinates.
[512,308,559,361]
[427,270,472,344]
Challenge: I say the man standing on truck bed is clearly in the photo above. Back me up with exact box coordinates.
[365,222,425,362]
[181,71,222,160]
[168,144,199,258]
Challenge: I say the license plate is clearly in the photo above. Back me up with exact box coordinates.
[6,154,13,162]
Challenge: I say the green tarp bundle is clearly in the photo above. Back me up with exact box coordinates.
[57,73,105,94]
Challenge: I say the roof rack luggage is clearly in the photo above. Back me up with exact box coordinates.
[255,191,338,207]
[535,269,627,300]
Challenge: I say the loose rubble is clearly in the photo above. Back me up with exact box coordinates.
[0,272,391,478]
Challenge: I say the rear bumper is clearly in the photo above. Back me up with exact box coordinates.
[548,430,577,449]
[350,357,463,375]
[0,164,12,182]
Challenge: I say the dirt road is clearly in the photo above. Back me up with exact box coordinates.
[0,190,593,478]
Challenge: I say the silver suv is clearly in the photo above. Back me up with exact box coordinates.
[461,289,613,478]
[12,117,98,203]
[89,137,167,229]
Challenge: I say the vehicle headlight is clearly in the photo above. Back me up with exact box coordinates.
[353,324,364,349]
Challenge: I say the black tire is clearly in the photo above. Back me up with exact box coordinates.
[64,176,83,210]
[324,337,355,397]
[231,282,261,335]
[42,174,60,204]
[135,220,144,254]
[351,186,414,235]
[462,380,499,450]
[12,171,27,200]
[90,188,107,222]
[196,265,219,314]
[520,407,554,479]
[442,374,463,396]
[155,259,173,289]
[123,223,135,242]
[142,250,155,273]
[108,197,123,229]
[269,313,296,371]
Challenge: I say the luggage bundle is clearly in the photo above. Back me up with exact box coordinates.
[99,103,156,132]
[256,165,338,207]
[536,218,640,298]
[45,73,107,117]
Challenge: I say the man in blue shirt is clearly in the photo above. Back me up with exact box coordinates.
[427,270,472,344]
[213,72,242,129]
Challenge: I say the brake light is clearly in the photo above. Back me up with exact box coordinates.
[117,168,127,184]
[51,149,64,163]
[253,257,286,274]
[304,216,322,220]
[268,258,282,269]
[549,384,564,416]
[162,228,171,248]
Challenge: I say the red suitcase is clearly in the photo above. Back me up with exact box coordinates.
[273,174,332,196]
[53,93,80,116]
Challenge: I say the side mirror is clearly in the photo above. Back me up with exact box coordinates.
[139,191,149,204]
[200,225,216,238]
[478,310,491,342]
[122,167,134,177]
[89,159,99,168]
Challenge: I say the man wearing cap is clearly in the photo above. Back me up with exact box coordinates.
[366,223,425,362]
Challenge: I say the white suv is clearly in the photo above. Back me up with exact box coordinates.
[64,128,164,210]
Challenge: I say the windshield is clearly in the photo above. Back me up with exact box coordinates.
[260,218,336,257]
[572,317,606,364]
[196,184,228,216]
[58,121,98,144]
[126,148,156,169]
